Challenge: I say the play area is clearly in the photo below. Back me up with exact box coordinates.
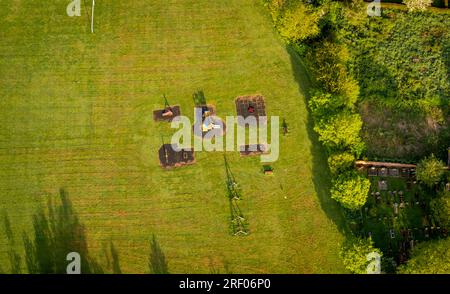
[158,144,195,169]
[235,95,266,121]
[153,91,270,237]
[0,0,348,274]
[153,95,181,122]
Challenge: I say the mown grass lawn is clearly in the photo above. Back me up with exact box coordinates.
[0,0,346,273]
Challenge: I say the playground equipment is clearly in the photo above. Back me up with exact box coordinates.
[153,94,181,122]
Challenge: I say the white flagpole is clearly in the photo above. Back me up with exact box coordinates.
[91,0,95,33]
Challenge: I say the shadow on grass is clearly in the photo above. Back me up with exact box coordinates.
[21,188,104,274]
[103,241,122,274]
[286,45,350,237]
[2,211,22,273]
[149,234,169,274]
[2,189,106,273]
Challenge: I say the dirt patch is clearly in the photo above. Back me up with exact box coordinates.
[235,95,266,121]
[239,144,268,157]
[158,144,195,168]
[153,106,181,122]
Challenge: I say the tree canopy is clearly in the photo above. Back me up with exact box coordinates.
[314,111,363,151]
[416,154,446,187]
[403,0,433,12]
[328,151,355,176]
[398,238,450,274]
[430,189,450,229]
[340,237,382,274]
[276,1,321,43]
[331,171,370,210]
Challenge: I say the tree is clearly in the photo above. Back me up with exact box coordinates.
[416,154,445,188]
[314,111,363,150]
[277,2,321,43]
[308,90,354,121]
[340,237,382,274]
[310,41,352,94]
[328,151,355,176]
[430,189,450,228]
[402,0,433,12]
[331,171,370,210]
[398,238,450,274]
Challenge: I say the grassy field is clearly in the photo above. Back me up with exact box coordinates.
[0,0,346,273]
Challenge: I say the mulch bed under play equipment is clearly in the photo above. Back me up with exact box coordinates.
[239,144,268,157]
[153,106,181,122]
[158,144,195,168]
[153,94,181,122]
[235,95,266,120]
[193,104,227,138]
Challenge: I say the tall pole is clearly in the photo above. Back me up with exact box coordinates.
[91,0,95,33]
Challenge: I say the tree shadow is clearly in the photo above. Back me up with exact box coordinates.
[286,45,350,236]
[2,212,22,273]
[148,234,169,274]
[208,257,232,274]
[102,241,122,274]
[20,188,104,274]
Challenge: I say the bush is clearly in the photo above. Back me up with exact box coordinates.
[430,189,450,228]
[339,76,360,106]
[416,154,446,187]
[314,111,363,151]
[310,41,351,94]
[308,90,350,120]
[328,151,355,176]
[340,237,382,274]
[276,1,321,43]
[398,238,450,274]
[331,171,370,210]
[403,0,433,12]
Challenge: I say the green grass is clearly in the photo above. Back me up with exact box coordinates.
[0,0,345,273]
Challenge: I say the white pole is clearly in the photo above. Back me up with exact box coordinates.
[91,0,95,33]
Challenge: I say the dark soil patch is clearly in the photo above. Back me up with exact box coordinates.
[158,144,195,168]
[153,106,181,122]
[239,144,268,157]
[235,95,266,122]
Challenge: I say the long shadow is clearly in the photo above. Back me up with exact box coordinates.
[102,241,122,274]
[148,234,169,274]
[286,45,350,236]
[20,188,104,274]
[208,257,232,274]
[2,212,22,273]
